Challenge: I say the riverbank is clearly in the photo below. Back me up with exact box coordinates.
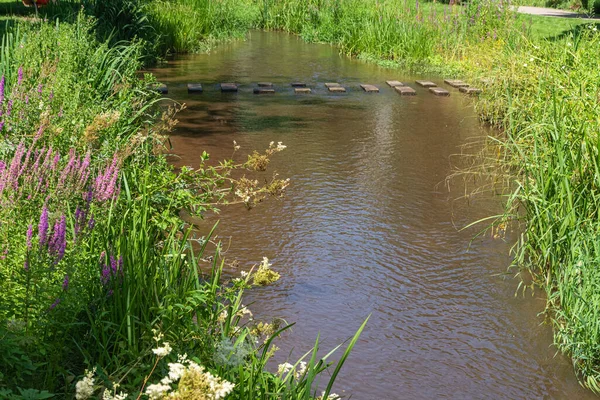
[0,3,363,399]
[138,0,600,393]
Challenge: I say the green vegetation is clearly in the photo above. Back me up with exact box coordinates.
[2,0,600,397]
[0,2,365,399]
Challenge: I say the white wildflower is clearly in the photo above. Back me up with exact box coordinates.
[102,388,128,400]
[237,305,253,318]
[317,392,341,400]
[567,42,572,46]
[240,270,249,278]
[217,309,228,323]
[269,141,275,148]
[75,368,96,400]
[523,63,527,67]
[296,361,307,379]
[277,362,294,375]
[152,342,172,357]
[276,141,286,151]
[233,140,240,151]
[213,379,235,400]
[529,57,534,62]
[261,257,272,268]
[145,383,171,400]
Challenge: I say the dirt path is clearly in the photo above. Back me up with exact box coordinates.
[517,5,599,19]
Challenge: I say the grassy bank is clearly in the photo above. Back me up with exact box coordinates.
[140,0,600,393]
[0,4,365,399]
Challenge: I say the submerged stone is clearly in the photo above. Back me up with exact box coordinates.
[325,82,342,88]
[328,86,346,93]
[258,82,273,87]
[291,82,307,87]
[429,87,450,96]
[295,88,311,94]
[150,83,168,94]
[360,84,380,93]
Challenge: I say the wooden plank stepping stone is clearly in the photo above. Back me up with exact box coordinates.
[394,86,416,96]
[149,83,168,94]
[360,84,379,93]
[386,80,404,87]
[258,82,273,87]
[254,87,275,94]
[429,87,450,96]
[325,82,342,88]
[444,79,469,88]
[187,83,203,93]
[415,80,437,88]
[220,83,238,92]
[291,82,306,87]
[459,87,482,95]
[328,86,346,93]
[294,88,311,94]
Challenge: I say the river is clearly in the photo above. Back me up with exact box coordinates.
[149,31,594,399]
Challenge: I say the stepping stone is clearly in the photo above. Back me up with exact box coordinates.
[429,87,450,96]
[220,83,238,92]
[291,82,306,87]
[325,82,342,88]
[415,80,437,88]
[459,87,482,95]
[258,82,273,87]
[328,86,346,93]
[254,88,275,94]
[150,83,168,94]
[360,84,379,93]
[394,86,416,96]
[294,88,311,94]
[444,79,469,88]
[386,80,404,87]
[187,83,203,93]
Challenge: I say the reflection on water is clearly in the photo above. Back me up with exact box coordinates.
[149,31,594,399]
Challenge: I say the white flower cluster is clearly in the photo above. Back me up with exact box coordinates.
[152,342,172,357]
[269,141,287,151]
[277,361,307,380]
[316,392,342,400]
[75,368,96,400]
[145,354,235,400]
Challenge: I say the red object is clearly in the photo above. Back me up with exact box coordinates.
[22,0,50,6]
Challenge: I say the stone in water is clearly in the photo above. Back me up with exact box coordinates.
[258,82,273,87]
[291,82,307,87]
[254,88,275,94]
[429,87,450,96]
[360,84,379,93]
[328,86,346,93]
[386,80,404,87]
[459,87,482,95]
[295,88,311,94]
[325,82,342,88]
[220,83,238,92]
[444,79,469,88]
[415,80,437,88]
[187,83,203,93]
[394,86,416,96]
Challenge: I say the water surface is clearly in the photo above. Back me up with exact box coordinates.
[150,31,594,399]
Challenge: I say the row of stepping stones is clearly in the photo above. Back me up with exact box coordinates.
[151,80,482,96]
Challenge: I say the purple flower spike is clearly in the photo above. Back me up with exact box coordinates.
[24,260,29,271]
[49,214,66,262]
[87,214,95,230]
[26,224,33,250]
[49,298,61,310]
[37,84,43,94]
[62,274,69,291]
[38,206,49,246]
[0,76,4,104]
[17,67,23,85]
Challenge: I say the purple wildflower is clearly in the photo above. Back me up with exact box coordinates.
[62,274,69,291]
[93,155,120,202]
[17,67,23,85]
[87,214,95,230]
[6,100,12,116]
[49,298,61,310]
[49,91,54,102]
[25,95,29,105]
[0,121,4,132]
[37,84,43,95]
[24,260,29,271]
[38,206,49,246]
[48,214,66,262]
[100,251,110,285]
[26,224,33,250]
[0,76,4,104]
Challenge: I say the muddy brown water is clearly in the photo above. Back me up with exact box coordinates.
[149,31,595,399]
